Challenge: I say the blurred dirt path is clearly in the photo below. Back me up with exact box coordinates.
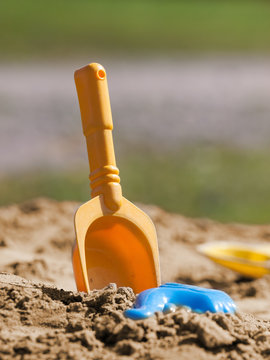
[1,56,270,173]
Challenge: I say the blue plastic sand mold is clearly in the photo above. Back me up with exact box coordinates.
[125,283,236,320]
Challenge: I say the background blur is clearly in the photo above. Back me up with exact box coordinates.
[1,0,270,223]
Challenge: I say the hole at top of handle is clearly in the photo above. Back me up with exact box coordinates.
[97,69,106,80]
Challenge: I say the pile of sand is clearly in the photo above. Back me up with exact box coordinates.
[0,198,270,359]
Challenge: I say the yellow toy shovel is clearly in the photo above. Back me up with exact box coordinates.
[72,63,161,294]
[198,242,270,278]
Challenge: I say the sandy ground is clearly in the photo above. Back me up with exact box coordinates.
[0,198,270,359]
[1,56,270,173]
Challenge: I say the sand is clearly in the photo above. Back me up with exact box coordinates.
[0,198,270,359]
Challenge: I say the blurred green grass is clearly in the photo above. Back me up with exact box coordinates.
[1,147,270,224]
[1,0,270,59]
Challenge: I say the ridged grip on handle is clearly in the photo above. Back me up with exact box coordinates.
[74,63,122,211]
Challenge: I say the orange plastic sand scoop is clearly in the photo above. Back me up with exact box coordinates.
[72,63,161,294]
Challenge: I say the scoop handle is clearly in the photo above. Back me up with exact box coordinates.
[74,63,122,211]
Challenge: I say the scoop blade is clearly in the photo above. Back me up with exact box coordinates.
[73,196,160,293]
